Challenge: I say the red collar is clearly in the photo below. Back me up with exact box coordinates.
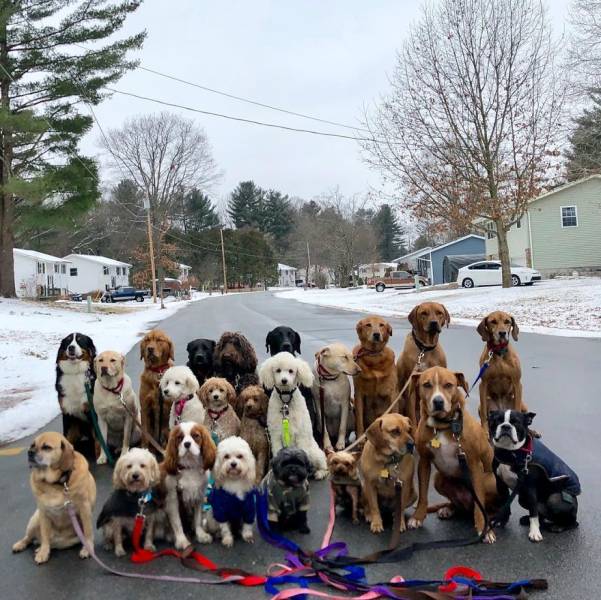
[487,340,509,356]
[316,359,339,381]
[101,378,125,395]
[208,406,229,421]
[519,436,533,454]
[148,363,170,374]
[353,347,382,361]
[173,394,195,418]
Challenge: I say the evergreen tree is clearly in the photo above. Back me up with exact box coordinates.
[0,0,145,296]
[372,204,406,260]
[227,180,264,228]
[262,189,294,246]
[566,90,601,181]
[182,189,220,233]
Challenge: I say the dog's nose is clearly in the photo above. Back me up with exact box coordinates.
[372,332,381,341]
[230,460,237,468]
[500,423,512,431]
[101,366,108,375]
[183,441,191,449]
[27,449,36,461]
[67,345,76,353]
[499,331,507,339]
[195,356,206,364]
[432,396,445,412]
[212,394,219,400]
[163,388,169,396]
[282,343,292,352]
[281,377,288,385]
[132,472,140,480]
[429,320,440,332]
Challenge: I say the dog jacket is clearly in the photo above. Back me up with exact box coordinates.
[263,470,310,518]
[209,487,256,524]
[96,489,157,528]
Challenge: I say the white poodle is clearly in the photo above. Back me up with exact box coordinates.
[259,352,328,479]
[160,366,206,428]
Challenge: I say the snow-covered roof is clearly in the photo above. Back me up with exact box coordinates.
[278,263,297,271]
[64,253,132,267]
[179,263,192,269]
[14,248,71,263]
[428,234,485,254]
[358,262,398,269]
[393,247,432,262]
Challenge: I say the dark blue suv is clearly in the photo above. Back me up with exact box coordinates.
[101,286,145,303]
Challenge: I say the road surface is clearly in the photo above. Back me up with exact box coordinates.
[1,291,599,599]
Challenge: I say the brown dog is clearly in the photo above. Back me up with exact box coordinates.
[13,432,96,564]
[397,303,449,425]
[476,311,526,434]
[359,414,416,534]
[407,367,497,543]
[353,316,398,437]
[238,385,270,483]
[139,329,174,447]
[327,450,362,524]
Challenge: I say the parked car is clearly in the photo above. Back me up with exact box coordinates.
[457,261,541,288]
[101,286,146,302]
[69,292,83,302]
[368,270,429,292]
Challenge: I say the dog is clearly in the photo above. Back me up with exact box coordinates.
[238,385,270,484]
[407,367,498,543]
[161,365,206,429]
[186,338,216,386]
[199,377,240,443]
[139,330,175,447]
[477,312,526,434]
[160,422,216,549]
[489,410,581,542]
[312,343,359,451]
[397,303,450,425]
[259,352,328,479]
[206,437,257,547]
[55,332,97,460]
[262,447,312,533]
[353,316,398,437]
[327,450,362,524]
[93,350,140,465]
[214,331,259,393]
[13,432,96,564]
[359,414,416,534]
[96,448,162,555]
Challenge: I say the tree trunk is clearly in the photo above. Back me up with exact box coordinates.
[153,215,165,309]
[495,219,512,288]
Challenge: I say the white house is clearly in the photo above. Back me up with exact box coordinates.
[13,249,72,298]
[64,254,131,294]
[277,263,297,287]
[357,262,398,280]
[179,263,192,282]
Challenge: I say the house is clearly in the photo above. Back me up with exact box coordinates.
[13,249,72,298]
[393,247,432,271]
[179,263,192,282]
[481,175,601,276]
[357,262,398,280]
[277,263,297,287]
[64,254,131,294]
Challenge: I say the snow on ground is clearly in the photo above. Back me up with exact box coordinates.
[275,278,601,337]
[0,293,209,444]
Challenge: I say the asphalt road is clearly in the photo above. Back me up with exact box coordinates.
[1,291,599,599]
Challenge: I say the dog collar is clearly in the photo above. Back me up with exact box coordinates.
[148,363,170,374]
[353,347,382,361]
[428,411,463,437]
[316,359,339,381]
[487,340,509,356]
[174,393,195,418]
[275,387,297,403]
[208,405,229,421]
[411,330,438,353]
[101,377,125,395]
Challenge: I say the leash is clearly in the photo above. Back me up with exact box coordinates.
[117,393,165,456]
[275,387,297,447]
[84,381,115,466]
[467,351,493,396]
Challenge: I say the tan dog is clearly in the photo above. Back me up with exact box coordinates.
[397,302,449,425]
[238,385,270,484]
[139,330,174,447]
[359,414,416,534]
[13,432,96,564]
[327,450,362,524]
[353,316,398,437]
[407,367,497,543]
[476,311,526,434]
[199,377,240,443]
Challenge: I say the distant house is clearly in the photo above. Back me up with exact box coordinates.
[393,247,433,272]
[480,175,601,276]
[179,263,192,282]
[64,254,131,294]
[277,263,297,287]
[13,249,71,298]
[358,262,398,280]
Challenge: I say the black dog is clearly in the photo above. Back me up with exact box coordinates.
[186,338,216,386]
[263,447,312,534]
[489,410,581,542]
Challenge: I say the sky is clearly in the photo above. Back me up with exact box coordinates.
[82,0,572,207]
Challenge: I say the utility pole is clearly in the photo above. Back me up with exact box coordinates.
[220,228,228,294]
[305,241,311,290]
[144,196,157,303]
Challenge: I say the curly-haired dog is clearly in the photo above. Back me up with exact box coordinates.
[206,437,257,547]
[139,330,174,447]
[13,432,96,564]
[199,377,240,443]
[327,450,361,524]
[214,331,259,393]
[259,352,328,479]
[238,385,270,484]
[186,338,216,386]
[161,365,206,428]
[96,448,161,556]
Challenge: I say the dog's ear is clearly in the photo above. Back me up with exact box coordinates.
[293,331,302,355]
[58,438,75,472]
[316,346,330,361]
[296,358,314,388]
[265,330,274,354]
[149,456,161,486]
[167,337,175,361]
[258,358,276,389]
[477,317,490,342]
[442,304,451,328]
[407,305,418,328]
[93,355,100,375]
[386,321,393,337]
[224,380,237,406]
[525,411,536,426]
[511,316,519,341]
[120,353,126,369]
[200,426,217,470]
[198,380,210,406]
[163,430,179,475]
[112,455,126,489]
[186,341,194,354]
[355,319,364,336]
[139,338,146,361]
[454,372,469,395]
[186,369,200,394]
[366,417,385,448]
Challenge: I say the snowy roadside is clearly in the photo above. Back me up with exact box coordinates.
[274,278,601,337]
[0,293,209,444]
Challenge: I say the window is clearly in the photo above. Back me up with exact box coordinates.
[116,267,121,275]
[37,262,45,274]
[486,221,496,239]
[561,206,578,228]
[468,263,487,270]
[486,263,501,270]
[61,264,66,274]
[54,264,60,273]
[103,266,109,275]
[70,268,78,276]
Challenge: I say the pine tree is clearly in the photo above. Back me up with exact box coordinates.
[262,189,294,246]
[227,180,264,228]
[372,204,406,260]
[0,0,144,297]
[182,189,220,233]
[566,90,601,181]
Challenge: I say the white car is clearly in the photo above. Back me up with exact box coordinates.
[457,261,541,288]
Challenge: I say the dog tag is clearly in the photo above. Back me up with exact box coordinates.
[379,468,389,479]
[430,437,441,449]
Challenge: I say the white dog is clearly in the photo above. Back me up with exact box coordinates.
[259,352,328,479]
[160,366,206,428]
[206,436,257,547]
[93,350,140,464]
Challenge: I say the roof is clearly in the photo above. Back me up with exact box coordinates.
[179,263,192,269]
[278,263,297,271]
[64,253,132,267]
[428,234,485,255]
[393,247,432,262]
[14,248,71,263]
[358,262,398,269]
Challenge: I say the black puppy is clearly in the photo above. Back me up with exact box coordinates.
[262,447,312,534]
[186,338,216,385]
[489,410,581,542]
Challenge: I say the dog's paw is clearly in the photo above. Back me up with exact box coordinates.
[437,505,455,520]
[12,539,28,553]
[314,469,329,480]
[480,529,496,544]
[399,518,407,533]
[96,454,108,465]
[175,535,191,550]
[195,529,213,545]
[242,527,254,544]
[221,534,234,548]
[370,517,384,534]
[352,516,360,525]
[335,440,346,451]
[79,546,91,559]
[34,547,50,564]
[114,545,126,558]
[528,527,543,543]
[144,542,157,552]
[407,517,423,530]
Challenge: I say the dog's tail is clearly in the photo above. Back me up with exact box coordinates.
[427,502,452,514]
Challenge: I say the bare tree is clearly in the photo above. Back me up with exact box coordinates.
[567,0,601,92]
[101,112,220,304]
[363,0,563,286]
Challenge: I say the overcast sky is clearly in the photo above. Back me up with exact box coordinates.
[83,0,571,206]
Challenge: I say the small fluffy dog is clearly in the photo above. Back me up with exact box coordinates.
[160,422,216,549]
[55,332,97,460]
[186,338,216,386]
[96,448,161,555]
[214,331,259,393]
[199,377,240,443]
[260,352,328,479]
[93,350,140,465]
[13,432,96,564]
[238,385,270,483]
[161,365,206,428]
[327,450,361,524]
[312,343,359,451]
[207,437,257,547]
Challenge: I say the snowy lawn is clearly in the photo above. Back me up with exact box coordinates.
[275,278,601,337]
[0,293,208,444]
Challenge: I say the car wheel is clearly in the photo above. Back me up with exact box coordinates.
[375,283,385,293]
[511,275,521,287]
[136,296,144,302]
[462,278,474,289]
